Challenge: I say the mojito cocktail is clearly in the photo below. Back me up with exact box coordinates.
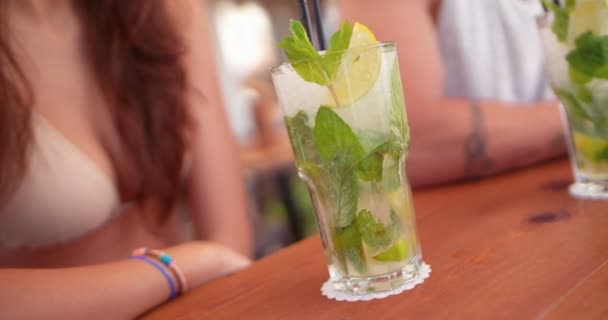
[272,21,422,294]
[541,0,608,198]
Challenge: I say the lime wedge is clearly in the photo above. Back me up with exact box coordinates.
[329,23,381,107]
[573,131,608,163]
[569,0,608,41]
[373,239,410,262]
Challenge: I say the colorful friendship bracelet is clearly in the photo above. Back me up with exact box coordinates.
[129,255,177,301]
[132,248,189,293]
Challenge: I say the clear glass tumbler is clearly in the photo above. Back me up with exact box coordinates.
[271,42,422,294]
[539,1,608,199]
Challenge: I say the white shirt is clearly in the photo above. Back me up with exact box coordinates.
[437,0,552,103]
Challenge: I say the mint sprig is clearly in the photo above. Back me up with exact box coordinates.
[279,20,328,85]
[279,20,353,87]
[333,209,405,273]
[357,141,401,182]
[313,106,365,162]
[285,111,318,163]
[567,31,608,80]
[543,0,571,42]
[565,0,577,12]
[313,106,362,227]
[333,224,366,273]
[323,154,360,228]
[285,105,409,272]
[322,21,353,81]
[289,106,407,227]
[355,209,401,250]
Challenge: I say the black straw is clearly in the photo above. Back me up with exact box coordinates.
[312,0,326,50]
[541,0,561,12]
[297,0,314,46]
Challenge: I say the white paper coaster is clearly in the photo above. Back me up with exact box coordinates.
[321,262,431,301]
[569,184,608,200]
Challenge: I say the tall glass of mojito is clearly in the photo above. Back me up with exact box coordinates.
[540,0,608,198]
[271,21,422,294]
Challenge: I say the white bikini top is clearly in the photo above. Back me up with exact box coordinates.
[0,113,121,248]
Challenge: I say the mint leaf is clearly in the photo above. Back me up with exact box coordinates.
[543,0,570,42]
[355,209,393,249]
[299,158,359,229]
[577,30,597,47]
[356,141,402,182]
[279,20,328,85]
[570,65,593,85]
[555,88,608,136]
[567,31,608,79]
[322,21,353,81]
[555,88,591,120]
[285,111,318,162]
[313,106,363,227]
[373,239,410,262]
[290,107,362,227]
[324,153,359,227]
[565,0,576,12]
[596,65,608,78]
[279,20,355,87]
[313,106,365,162]
[357,150,384,182]
[333,224,366,274]
[575,85,593,104]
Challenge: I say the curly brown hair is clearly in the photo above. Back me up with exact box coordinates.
[0,1,191,221]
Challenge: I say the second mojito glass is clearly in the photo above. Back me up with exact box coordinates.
[540,1,608,198]
[272,42,422,294]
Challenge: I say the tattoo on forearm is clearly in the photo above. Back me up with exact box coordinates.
[464,101,492,178]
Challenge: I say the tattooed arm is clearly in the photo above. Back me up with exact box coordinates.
[337,0,566,187]
[463,102,493,179]
[401,96,564,187]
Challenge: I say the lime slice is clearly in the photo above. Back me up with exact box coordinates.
[573,131,608,163]
[373,239,410,262]
[329,23,381,107]
[569,0,608,41]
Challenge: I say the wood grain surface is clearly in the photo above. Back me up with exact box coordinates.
[142,160,608,320]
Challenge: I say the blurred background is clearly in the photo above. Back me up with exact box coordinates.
[205,0,338,257]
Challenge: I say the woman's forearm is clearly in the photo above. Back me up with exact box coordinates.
[1,260,168,320]
[407,98,566,187]
[0,242,250,320]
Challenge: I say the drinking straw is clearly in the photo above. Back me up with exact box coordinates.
[297,0,314,45]
[540,0,562,12]
[541,1,548,11]
[312,0,327,50]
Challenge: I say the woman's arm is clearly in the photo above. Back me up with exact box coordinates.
[336,0,566,187]
[171,1,253,256]
[0,242,249,320]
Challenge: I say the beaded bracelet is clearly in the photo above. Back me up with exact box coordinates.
[133,248,189,293]
[129,255,177,301]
